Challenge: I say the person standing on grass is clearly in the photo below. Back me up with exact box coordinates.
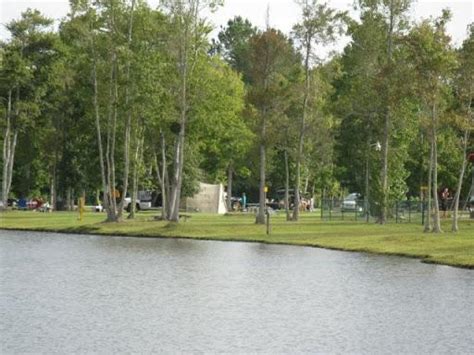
[441,187,450,218]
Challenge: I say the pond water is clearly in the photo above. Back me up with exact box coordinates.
[1,230,473,353]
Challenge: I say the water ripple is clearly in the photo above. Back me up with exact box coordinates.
[1,230,473,353]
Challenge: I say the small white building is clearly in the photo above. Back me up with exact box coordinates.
[186,182,227,214]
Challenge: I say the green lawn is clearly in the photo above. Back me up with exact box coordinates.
[1,210,473,269]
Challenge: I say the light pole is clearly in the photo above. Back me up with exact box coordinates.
[365,141,381,222]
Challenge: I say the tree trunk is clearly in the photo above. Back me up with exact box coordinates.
[117,0,136,220]
[103,51,119,222]
[256,106,267,225]
[50,171,56,212]
[5,130,17,209]
[303,175,309,195]
[431,103,442,233]
[168,139,179,220]
[1,89,13,209]
[164,170,172,219]
[169,125,185,222]
[470,166,474,219]
[104,44,114,221]
[226,163,233,211]
[155,131,169,220]
[109,53,119,221]
[284,149,291,221]
[256,141,266,224]
[128,168,138,219]
[169,15,190,223]
[67,187,73,211]
[128,132,142,220]
[379,111,390,224]
[9,87,20,203]
[101,39,122,222]
[162,133,170,219]
[432,138,442,233]
[293,40,311,222]
[7,126,16,183]
[365,149,370,223]
[2,89,18,211]
[92,38,110,220]
[293,147,302,220]
[452,129,469,232]
[50,147,58,211]
[424,138,433,232]
[379,0,395,225]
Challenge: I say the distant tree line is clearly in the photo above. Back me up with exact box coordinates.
[1,0,472,232]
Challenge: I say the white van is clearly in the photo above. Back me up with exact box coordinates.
[125,191,152,212]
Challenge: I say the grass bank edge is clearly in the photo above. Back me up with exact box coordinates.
[1,217,473,270]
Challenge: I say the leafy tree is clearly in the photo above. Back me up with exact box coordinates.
[160,0,223,222]
[65,0,142,221]
[246,29,300,224]
[291,0,346,221]
[405,10,457,233]
[334,1,419,221]
[333,10,387,214]
[1,10,57,208]
[216,16,258,83]
[356,0,413,223]
[194,58,251,210]
[302,64,340,204]
[452,24,474,230]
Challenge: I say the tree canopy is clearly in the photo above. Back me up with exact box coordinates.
[1,0,472,231]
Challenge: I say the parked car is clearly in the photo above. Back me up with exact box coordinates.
[341,193,363,212]
[124,193,152,213]
[0,198,17,209]
[93,190,153,213]
[468,195,474,214]
[94,199,152,213]
[94,204,104,212]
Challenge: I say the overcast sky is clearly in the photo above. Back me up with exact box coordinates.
[1,0,473,51]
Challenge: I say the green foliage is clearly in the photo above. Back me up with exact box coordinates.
[246,29,301,136]
[216,16,258,81]
[1,2,472,225]
[192,57,251,183]
[1,10,59,199]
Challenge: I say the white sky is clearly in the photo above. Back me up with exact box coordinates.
[1,0,473,52]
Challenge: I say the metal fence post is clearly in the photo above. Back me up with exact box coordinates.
[366,201,370,223]
[330,199,333,221]
[408,200,411,223]
[396,201,399,223]
[266,209,271,235]
[421,200,425,226]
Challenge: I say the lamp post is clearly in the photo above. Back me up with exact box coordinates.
[365,141,382,222]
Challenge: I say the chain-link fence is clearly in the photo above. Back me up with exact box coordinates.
[320,198,474,223]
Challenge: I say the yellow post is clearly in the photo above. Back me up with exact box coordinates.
[78,197,85,221]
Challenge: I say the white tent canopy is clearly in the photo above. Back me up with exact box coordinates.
[185,182,227,214]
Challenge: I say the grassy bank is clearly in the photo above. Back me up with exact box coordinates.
[1,210,473,269]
